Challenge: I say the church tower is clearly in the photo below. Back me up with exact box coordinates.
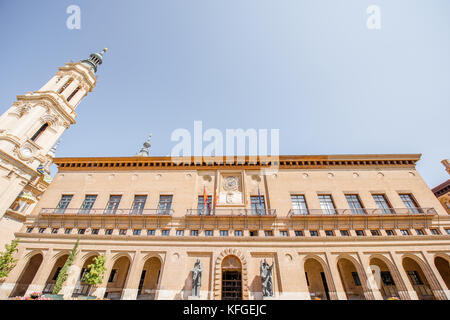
[0,49,107,248]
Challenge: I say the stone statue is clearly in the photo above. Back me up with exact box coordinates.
[260,259,274,297]
[191,258,203,296]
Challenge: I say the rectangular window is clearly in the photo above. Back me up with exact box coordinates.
[381,271,395,286]
[104,195,122,214]
[234,230,243,237]
[310,230,319,237]
[26,227,33,233]
[56,195,73,214]
[91,229,99,235]
[39,228,46,233]
[325,230,334,236]
[318,195,336,215]
[119,229,127,235]
[157,195,173,215]
[340,230,349,236]
[176,230,184,236]
[415,229,424,235]
[345,194,365,214]
[295,230,304,237]
[147,229,155,236]
[79,195,97,214]
[370,230,380,236]
[131,195,147,215]
[161,229,170,236]
[78,229,85,235]
[251,196,266,215]
[197,196,212,215]
[205,230,213,236]
[291,195,309,215]
[133,229,141,236]
[430,228,440,235]
[355,230,365,236]
[264,230,273,237]
[352,272,361,286]
[400,229,410,236]
[386,229,395,236]
[108,269,118,283]
[407,271,423,285]
[445,228,450,235]
[64,228,72,234]
[105,229,113,235]
[280,230,289,237]
[372,194,393,214]
[51,228,59,234]
[190,230,199,236]
[220,230,229,237]
[399,194,421,214]
[249,230,258,237]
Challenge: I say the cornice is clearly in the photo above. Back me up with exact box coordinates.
[53,154,421,171]
[16,93,76,125]
[59,62,96,91]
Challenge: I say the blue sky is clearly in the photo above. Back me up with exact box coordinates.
[0,0,449,187]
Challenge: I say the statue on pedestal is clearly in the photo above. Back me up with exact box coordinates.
[191,258,203,297]
[260,259,274,297]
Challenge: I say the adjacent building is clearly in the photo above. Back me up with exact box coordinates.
[432,160,450,214]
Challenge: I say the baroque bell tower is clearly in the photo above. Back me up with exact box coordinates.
[0,49,107,248]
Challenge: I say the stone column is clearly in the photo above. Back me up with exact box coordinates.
[421,252,449,300]
[391,253,419,300]
[357,252,383,300]
[0,247,26,299]
[24,248,55,296]
[324,252,347,300]
[60,250,83,299]
[282,253,310,300]
[121,251,142,300]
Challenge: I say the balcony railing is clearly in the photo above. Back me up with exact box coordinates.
[288,208,437,217]
[40,208,174,216]
[186,208,277,217]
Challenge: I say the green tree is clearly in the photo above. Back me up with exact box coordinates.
[0,238,19,281]
[82,254,107,296]
[52,238,79,294]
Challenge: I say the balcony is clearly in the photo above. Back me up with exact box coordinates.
[186,208,277,217]
[39,208,174,216]
[288,208,437,217]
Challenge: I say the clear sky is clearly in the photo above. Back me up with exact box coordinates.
[0,0,449,187]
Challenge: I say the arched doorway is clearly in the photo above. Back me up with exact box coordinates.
[369,258,400,299]
[337,258,365,300]
[434,256,450,290]
[221,255,242,300]
[304,258,330,300]
[42,254,69,294]
[402,257,435,300]
[71,255,98,297]
[9,253,43,298]
[105,256,131,300]
[137,257,162,300]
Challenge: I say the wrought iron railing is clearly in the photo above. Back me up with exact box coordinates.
[40,208,174,216]
[288,208,437,217]
[186,208,277,217]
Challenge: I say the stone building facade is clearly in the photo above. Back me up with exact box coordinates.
[432,159,450,214]
[0,154,449,300]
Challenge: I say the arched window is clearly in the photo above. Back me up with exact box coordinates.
[30,123,49,142]
[57,78,73,94]
[67,86,80,102]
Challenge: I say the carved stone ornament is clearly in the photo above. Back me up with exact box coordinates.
[222,176,240,191]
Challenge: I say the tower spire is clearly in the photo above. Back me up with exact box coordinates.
[136,134,152,157]
[81,48,108,74]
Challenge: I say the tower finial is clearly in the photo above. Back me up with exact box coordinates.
[81,48,108,74]
[136,134,152,157]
